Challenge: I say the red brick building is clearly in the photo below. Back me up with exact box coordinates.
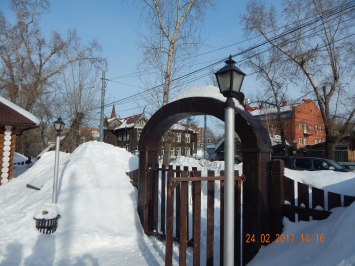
[249,99,326,149]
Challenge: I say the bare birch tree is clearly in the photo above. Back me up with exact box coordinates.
[0,0,107,157]
[241,0,355,159]
[0,0,106,111]
[242,47,293,155]
[129,0,215,164]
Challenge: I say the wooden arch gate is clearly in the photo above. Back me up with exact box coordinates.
[138,97,272,265]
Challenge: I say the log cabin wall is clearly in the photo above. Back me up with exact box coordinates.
[0,125,16,185]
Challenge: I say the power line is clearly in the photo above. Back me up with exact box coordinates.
[106,0,355,81]
[95,1,355,111]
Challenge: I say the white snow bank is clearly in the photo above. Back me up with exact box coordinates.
[248,202,355,266]
[0,142,142,265]
[285,168,355,196]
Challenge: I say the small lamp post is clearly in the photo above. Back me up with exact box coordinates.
[215,55,245,266]
[53,117,65,204]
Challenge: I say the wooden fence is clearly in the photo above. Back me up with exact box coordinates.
[127,164,244,266]
[269,160,355,237]
[127,160,355,265]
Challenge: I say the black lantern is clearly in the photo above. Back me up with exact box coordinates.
[53,117,65,133]
[215,55,246,98]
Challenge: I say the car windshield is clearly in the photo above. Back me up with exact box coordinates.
[325,159,344,170]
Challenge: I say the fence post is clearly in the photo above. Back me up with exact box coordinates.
[269,160,285,240]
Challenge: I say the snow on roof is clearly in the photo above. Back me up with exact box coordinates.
[107,117,120,123]
[114,114,144,130]
[250,105,294,116]
[171,85,245,110]
[171,123,194,131]
[270,135,291,146]
[0,96,40,126]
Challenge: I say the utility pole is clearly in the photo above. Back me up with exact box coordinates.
[99,70,105,142]
[204,115,207,159]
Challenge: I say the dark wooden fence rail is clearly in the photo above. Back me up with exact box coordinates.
[126,164,243,266]
[126,169,139,187]
[270,160,355,237]
[126,161,355,265]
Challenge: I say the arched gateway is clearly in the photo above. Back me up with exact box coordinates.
[138,87,272,264]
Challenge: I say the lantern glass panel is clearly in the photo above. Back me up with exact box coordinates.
[216,71,231,93]
[232,71,244,93]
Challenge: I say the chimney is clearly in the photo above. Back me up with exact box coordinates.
[259,104,263,110]
[282,101,287,107]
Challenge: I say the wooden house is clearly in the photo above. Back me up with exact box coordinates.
[0,96,40,185]
[104,106,198,156]
[103,106,148,152]
[160,123,198,157]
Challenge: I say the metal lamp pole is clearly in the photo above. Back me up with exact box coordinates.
[215,55,246,266]
[224,97,235,265]
[52,117,65,204]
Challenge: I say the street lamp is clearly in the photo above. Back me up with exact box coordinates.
[215,55,245,266]
[52,117,65,204]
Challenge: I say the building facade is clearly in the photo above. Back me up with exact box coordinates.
[249,99,326,149]
[104,106,198,156]
[160,124,198,157]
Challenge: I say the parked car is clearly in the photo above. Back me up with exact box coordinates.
[214,156,243,164]
[338,162,355,171]
[271,156,351,172]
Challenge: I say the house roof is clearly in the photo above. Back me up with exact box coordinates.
[171,123,194,132]
[250,105,294,116]
[115,114,145,130]
[110,105,116,119]
[0,96,40,127]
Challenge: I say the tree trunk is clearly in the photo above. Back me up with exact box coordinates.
[325,135,336,160]
[163,141,171,165]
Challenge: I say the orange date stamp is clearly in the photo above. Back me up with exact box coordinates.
[246,234,325,243]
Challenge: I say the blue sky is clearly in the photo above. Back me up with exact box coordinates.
[1,0,273,124]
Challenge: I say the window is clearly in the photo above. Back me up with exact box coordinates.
[176,148,181,156]
[299,137,303,144]
[118,131,122,142]
[304,122,307,131]
[171,148,175,156]
[123,131,127,141]
[315,125,318,133]
[185,134,190,143]
[161,150,164,156]
[177,134,181,142]
[137,130,141,141]
[299,122,302,129]
[304,138,307,145]
[313,159,331,170]
[319,125,322,132]
[186,148,190,156]
[127,131,130,141]
[294,158,311,169]
[315,139,318,144]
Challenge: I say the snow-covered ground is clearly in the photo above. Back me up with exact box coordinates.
[1,142,355,265]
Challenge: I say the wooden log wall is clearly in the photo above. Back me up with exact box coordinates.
[0,125,16,186]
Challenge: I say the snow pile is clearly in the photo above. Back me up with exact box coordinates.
[249,202,355,266]
[285,168,355,196]
[0,142,151,265]
[1,143,355,265]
